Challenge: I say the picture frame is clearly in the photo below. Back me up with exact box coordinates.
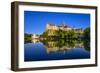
[11,1,98,71]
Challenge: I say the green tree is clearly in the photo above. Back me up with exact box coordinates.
[83,27,90,51]
[42,30,48,37]
[84,27,90,40]
[24,33,32,43]
[67,30,75,39]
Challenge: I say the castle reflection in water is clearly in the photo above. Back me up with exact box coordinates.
[32,39,89,54]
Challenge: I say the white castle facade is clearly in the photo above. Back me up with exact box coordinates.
[46,23,83,36]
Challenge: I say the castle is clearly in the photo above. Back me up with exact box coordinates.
[46,23,72,31]
[46,23,83,36]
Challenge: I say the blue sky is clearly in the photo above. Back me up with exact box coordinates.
[24,11,90,35]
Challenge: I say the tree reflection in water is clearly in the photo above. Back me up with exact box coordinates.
[31,39,90,54]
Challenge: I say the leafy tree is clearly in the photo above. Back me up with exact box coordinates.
[83,27,90,51]
[84,27,90,40]
[67,30,75,39]
[24,33,32,43]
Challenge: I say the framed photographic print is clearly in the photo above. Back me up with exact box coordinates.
[11,1,97,71]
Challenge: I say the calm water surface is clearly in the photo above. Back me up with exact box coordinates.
[24,40,90,61]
